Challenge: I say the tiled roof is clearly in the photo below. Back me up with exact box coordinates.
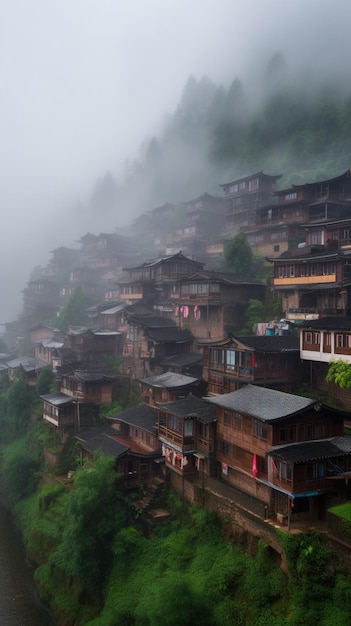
[6,356,37,372]
[206,384,315,421]
[161,353,202,367]
[131,316,175,329]
[40,392,74,406]
[300,317,351,331]
[231,334,299,352]
[147,327,193,343]
[107,404,158,433]
[269,436,351,463]
[76,426,129,458]
[157,394,216,423]
[74,371,116,383]
[140,371,199,389]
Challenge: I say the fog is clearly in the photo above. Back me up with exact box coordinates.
[1,0,351,322]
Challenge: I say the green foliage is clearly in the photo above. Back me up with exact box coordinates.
[224,232,254,275]
[326,360,351,388]
[147,572,211,625]
[0,379,34,442]
[1,438,41,503]
[99,400,123,420]
[241,298,265,334]
[57,286,87,330]
[49,454,128,594]
[36,366,56,395]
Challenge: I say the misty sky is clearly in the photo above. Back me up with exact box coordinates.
[1,0,351,322]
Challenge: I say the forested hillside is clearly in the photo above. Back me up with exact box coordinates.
[90,53,351,222]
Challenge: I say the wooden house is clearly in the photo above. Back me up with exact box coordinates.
[202,334,303,395]
[106,403,161,487]
[124,314,193,379]
[6,355,43,386]
[41,392,77,439]
[206,385,351,524]
[300,316,351,409]
[28,324,60,345]
[157,394,217,479]
[221,171,281,235]
[63,326,121,369]
[46,246,80,276]
[76,403,162,490]
[139,371,205,406]
[35,339,77,373]
[60,370,116,405]
[169,270,265,341]
[118,251,203,305]
[78,231,132,269]
[267,242,351,321]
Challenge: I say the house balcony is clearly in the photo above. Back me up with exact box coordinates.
[159,425,195,452]
[179,293,222,304]
[273,274,336,287]
[287,308,344,321]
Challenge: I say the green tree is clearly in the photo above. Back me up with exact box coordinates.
[326,360,351,388]
[241,299,265,334]
[224,232,253,275]
[36,366,56,395]
[57,286,87,330]
[50,454,127,594]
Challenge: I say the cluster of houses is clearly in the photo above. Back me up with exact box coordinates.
[3,167,351,529]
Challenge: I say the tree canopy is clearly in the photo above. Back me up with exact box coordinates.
[326,361,351,389]
[57,286,87,330]
[224,232,254,275]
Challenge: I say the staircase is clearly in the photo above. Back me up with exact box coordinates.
[134,477,170,521]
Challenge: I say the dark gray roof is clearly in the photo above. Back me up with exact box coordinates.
[140,371,199,389]
[300,317,351,331]
[206,385,315,421]
[74,371,116,383]
[107,404,158,434]
[157,394,216,423]
[161,353,202,367]
[230,334,299,352]
[183,270,263,286]
[76,426,129,458]
[131,315,175,329]
[147,327,193,343]
[40,392,74,406]
[269,436,351,464]
[6,356,36,372]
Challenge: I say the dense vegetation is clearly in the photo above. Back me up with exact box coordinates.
[90,54,351,223]
[0,376,349,624]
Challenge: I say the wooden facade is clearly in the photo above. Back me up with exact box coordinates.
[169,270,265,341]
[207,385,351,523]
[221,171,281,234]
[60,371,116,404]
[157,394,217,478]
[202,334,302,395]
[41,392,77,438]
[139,371,204,407]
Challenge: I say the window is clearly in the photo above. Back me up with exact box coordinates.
[226,350,236,371]
[184,419,193,436]
[274,245,280,252]
[307,462,325,480]
[336,334,351,349]
[253,419,267,440]
[279,426,296,443]
[212,348,224,365]
[289,266,295,277]
[217,438,234,457]
[224,411,242,430]
[284,192,297,201]
[278,461,292,482]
